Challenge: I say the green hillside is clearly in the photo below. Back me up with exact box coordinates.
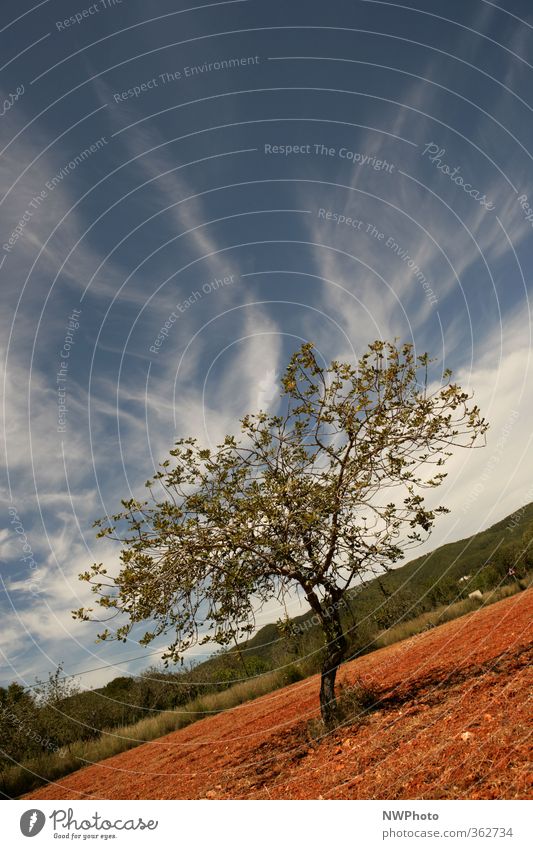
[381,501,533,589]
[227,500,533,670]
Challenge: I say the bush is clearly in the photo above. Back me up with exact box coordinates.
[337,680,380,722]
[306,679,380,740]
[281,664,304,685]
[0,683,42,768]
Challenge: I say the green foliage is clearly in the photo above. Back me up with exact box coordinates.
[75,341,487,725]
[0,683,42,767]
[31,664,83,750]
[76,342,486,664]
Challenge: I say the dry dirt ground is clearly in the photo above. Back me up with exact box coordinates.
[26,589,532,800]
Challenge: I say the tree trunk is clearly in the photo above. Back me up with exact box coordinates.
[318,596,347,727]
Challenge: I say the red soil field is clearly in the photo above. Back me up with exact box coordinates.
[26,589,532,800]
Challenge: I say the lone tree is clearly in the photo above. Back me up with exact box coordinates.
[76,341,487,726]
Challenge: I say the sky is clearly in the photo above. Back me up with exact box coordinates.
[1,0,533,691]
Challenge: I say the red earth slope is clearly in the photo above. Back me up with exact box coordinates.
[26,589,532,800]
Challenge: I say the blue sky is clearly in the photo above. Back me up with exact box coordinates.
[1,0,533,690]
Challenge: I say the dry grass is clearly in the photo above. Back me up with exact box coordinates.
[1,667,300,798]
[373,581,528,650]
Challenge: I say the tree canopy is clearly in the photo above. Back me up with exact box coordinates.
[76,341,487,724]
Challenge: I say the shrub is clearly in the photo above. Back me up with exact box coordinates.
[337,680,380,722]
[306,679,380,740]
[281,664,304,685]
